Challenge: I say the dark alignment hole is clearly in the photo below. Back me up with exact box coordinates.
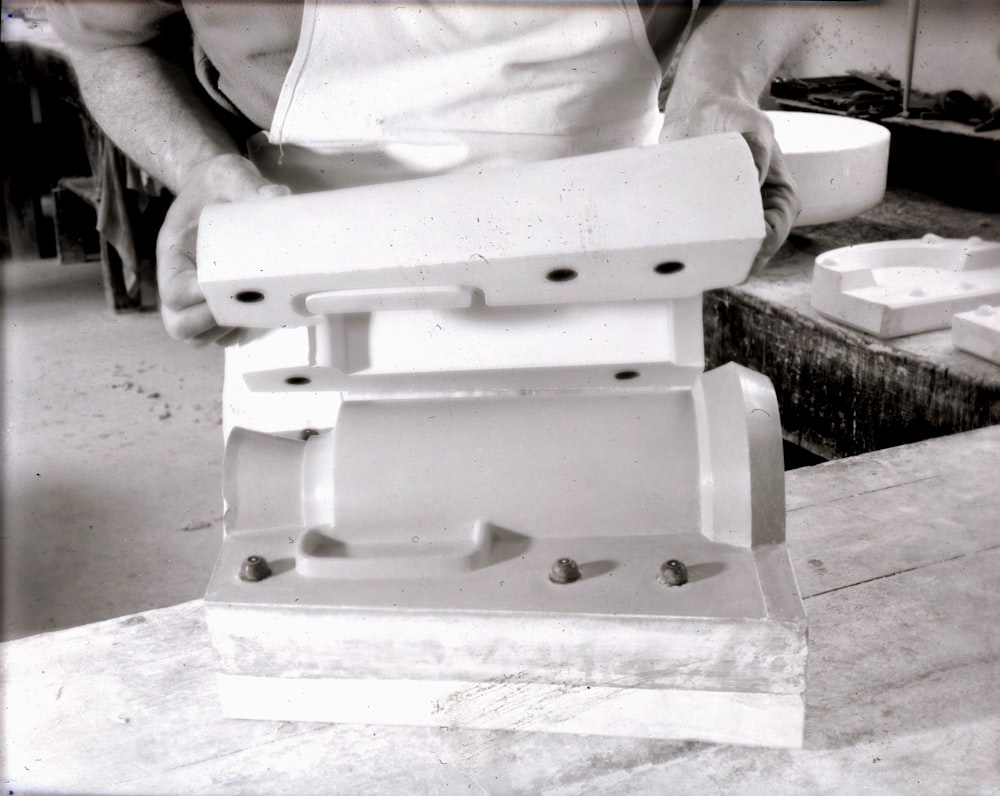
[285,376,312,386]
[235,290,265,303]
[653,261,685,275]
[615,370,640,380]
[546,268,578,282]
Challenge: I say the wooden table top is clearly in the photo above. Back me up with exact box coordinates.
[3,425,999,794]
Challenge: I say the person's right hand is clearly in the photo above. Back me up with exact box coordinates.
[156,153,290,345]
[661,97,800,276]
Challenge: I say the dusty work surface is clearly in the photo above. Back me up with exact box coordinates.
[3,425,999,794]
[704,188,1000,460]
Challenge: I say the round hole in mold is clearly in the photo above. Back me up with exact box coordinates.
[546,268,578,282]
[285,376,312,386]
[653,261,685,275]
[235,290,265,303]
[614,370,640,381]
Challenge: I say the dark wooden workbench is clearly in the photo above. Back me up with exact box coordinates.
[704,188,1000,460]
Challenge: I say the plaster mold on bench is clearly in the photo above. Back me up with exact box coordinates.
[810,234,1000,338]
[952,304,1000,365]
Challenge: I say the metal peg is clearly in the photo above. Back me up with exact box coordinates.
[240,554,272,582]
[658,559,688,587]
[549,557,581,584]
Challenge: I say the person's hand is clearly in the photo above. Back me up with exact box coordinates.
[156,153,290,345]
[661,97,800,274]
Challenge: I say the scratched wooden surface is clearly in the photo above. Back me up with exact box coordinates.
[3,425,999,794]
[704,188,1000,460]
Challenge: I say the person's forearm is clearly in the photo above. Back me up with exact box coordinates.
[68,44,239,194]
[665,5,813,113]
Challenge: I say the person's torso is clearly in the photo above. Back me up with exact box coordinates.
[266,1,663,180]
[185,1,696,137]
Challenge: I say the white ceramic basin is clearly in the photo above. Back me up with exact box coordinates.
[768,111,890,227]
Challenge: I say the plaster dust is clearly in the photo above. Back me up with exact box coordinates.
[1,257,225,639]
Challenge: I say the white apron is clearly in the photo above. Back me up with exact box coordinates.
[227,0,672,433]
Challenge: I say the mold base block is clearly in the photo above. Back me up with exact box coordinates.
[205,540,805,747]
[208,580,806,747]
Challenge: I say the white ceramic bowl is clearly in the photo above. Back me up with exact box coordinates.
[768,111,891,227]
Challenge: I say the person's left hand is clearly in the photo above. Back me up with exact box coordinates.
[156,153,290,346]
[661,97,800,274]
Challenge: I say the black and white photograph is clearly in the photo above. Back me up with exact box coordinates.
[1,0,998,792]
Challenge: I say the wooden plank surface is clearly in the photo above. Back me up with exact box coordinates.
[3,426,999,794]
[704,189,1000,459]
